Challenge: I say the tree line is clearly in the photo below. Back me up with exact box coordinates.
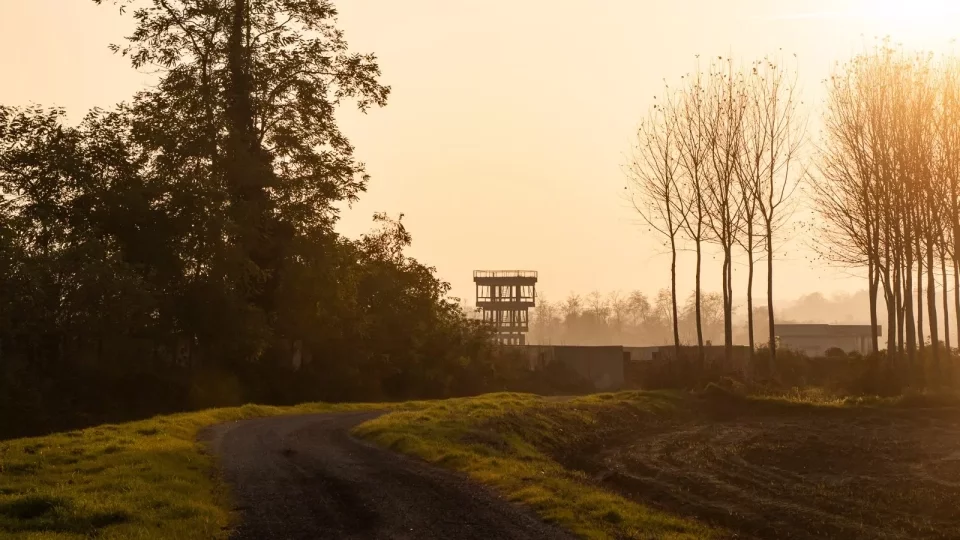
[0,0,541,439]
[815,43,960,382]
[627,55,802,369]
[631,44,960,386]
[528,289,770,349]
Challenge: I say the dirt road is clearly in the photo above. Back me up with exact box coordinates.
[203,411,573,540]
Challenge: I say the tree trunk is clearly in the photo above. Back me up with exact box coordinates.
[866,207,880,355]
[670,231,681,364]
[896,263,905,358]
[927,231,940,370]
[869,258,880,354]
[906,232,917,360]
[941,245,950,353]
[746,223,755,353]
[954,255,960,381]
[885,224,898,362]
[955,249,960,361]
[916,231,924,355]
[695,237,704,369]
[724,245,734,364]
[766,220,776,364]
[886,268,897,360]
[226,0,283,317]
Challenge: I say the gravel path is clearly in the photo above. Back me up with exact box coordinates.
[202,411,574,540]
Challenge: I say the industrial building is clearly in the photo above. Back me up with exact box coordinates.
[513,345,626,391]
[774,324,881,356]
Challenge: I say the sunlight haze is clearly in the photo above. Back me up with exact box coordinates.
[2,0,958,312]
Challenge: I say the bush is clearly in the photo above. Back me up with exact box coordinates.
[824,347,847,358]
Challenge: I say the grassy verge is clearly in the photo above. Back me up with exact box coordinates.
[353,391,718,539]
[6,386,931,540]
[0,400,413,540]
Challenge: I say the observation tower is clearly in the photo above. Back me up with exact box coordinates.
[473,270,538,345]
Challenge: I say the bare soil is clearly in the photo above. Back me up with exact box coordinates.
[571,403,960,539]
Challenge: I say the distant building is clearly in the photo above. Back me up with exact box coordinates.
[511,345,625,391]
[774,324,881,356]
[624,345,750,364]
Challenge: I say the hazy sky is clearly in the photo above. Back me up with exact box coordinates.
[2,0,960,308]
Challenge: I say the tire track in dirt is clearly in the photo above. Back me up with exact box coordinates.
[579,407,960,539]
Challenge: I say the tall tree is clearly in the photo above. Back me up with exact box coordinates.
[745,55,804,364]
[93,0,390,361]
[674,65,712,366]
[703,58,747,363]
[628,88,686,361]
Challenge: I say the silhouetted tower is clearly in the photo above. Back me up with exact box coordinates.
[473,270,537,345]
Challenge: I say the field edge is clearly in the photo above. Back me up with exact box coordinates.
[352,391,721,540]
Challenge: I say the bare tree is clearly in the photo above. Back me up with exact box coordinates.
[942,56,960,357]
[745,55,804,364]
[816,43,960,383]
[627,88,686,360]
[815,49,891,356]
[674,64,713,366]
[735,153,760,354]
[608,291,628,344]
[560,293,582,345]
[702,58,748,363]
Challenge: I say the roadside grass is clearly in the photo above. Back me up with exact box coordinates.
[6,386,948,540]
[0,399,425,540]
[353,391,719,540]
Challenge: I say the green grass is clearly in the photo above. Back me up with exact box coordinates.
[0,392,716,540]
[0,400,416,539]
[353,391,718,539]
[711,380,960,408]
[10,387,930,540]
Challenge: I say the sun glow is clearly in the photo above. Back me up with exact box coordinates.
[859,0,960,17]
[847,0,960,49]
[856,0,960,30]
[771,1,960,44]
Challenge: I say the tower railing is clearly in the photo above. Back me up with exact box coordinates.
[472,270,538,279]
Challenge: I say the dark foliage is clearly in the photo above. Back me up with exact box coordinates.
[627,344,960,397]
[0,1,549,439]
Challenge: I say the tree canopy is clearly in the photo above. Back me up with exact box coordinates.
[0,0,523,439]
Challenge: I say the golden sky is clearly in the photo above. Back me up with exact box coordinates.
[2,0,959,308]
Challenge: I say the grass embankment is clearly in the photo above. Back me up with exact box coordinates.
[0,400,409,540]
[6,386,939,540]
[354,386,960,539]
[354,391,718,539]
[0,391,716,540]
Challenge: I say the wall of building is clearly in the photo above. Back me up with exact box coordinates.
[625,345,750,364]
[775,324,879,356]
[518,345,625,391]
[779,335,866,357]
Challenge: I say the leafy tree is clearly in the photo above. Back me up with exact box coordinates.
[0,1,525,438]
[86,0,390,364]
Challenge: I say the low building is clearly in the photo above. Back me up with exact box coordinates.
[774,324,881,357]
[512,345,625,391]
[624,345,752,383]
[624,345,750,364]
